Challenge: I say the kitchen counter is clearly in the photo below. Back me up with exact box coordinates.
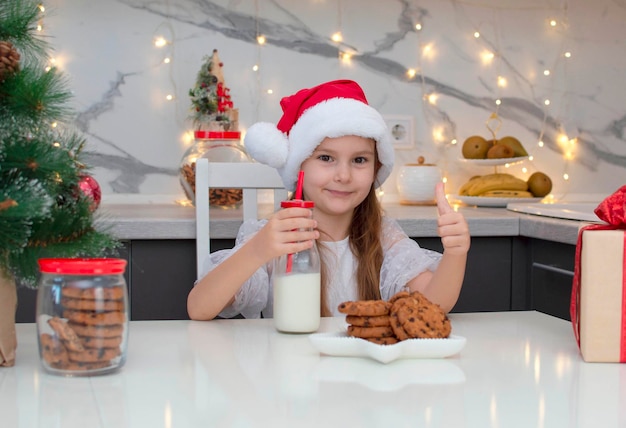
[3,312,624,427]
[98,201,590,244]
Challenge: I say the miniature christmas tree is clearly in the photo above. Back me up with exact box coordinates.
[0,0,119,366]
[188,49,239,131]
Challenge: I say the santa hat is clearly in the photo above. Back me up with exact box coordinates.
[244,79,394,192]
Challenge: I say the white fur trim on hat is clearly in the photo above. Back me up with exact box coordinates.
[282,97,394,192]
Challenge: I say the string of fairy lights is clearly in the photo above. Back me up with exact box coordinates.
[40,1,578,196]
[402,1,576,193]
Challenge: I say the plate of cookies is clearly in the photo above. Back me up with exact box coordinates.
[309,291,466,364]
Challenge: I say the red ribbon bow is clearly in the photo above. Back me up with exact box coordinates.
[570,185,626,361]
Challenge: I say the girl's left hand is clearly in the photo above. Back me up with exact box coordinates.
[435,182,470,255]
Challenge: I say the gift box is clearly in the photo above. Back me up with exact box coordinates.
[571,185,626,363]
[578,229,626,362]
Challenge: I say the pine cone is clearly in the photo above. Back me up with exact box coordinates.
[0,41,21,81]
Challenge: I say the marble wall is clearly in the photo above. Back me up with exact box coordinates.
[44,0,626,203]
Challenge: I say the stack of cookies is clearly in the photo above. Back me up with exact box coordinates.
[338,290,451,345]
[39,285,127,372]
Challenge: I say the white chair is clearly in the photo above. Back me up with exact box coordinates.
[195,157,288,279]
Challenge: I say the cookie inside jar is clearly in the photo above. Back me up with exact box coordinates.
[179,131,250,208]
[36,258,129,376]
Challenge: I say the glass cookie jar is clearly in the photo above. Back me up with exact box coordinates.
[36,258,129,376]
[179,130,250,208]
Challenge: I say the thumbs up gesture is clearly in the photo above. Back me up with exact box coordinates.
[435,182,470,255]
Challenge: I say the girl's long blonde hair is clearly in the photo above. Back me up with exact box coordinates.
[319,159,384,316]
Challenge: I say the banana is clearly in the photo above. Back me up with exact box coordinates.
[480,190,534,198]
[464,173,528,196]
[458,175,481,196]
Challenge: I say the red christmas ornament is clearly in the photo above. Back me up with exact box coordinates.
[78,174,102,211]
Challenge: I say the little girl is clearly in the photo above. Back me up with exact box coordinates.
[188,80,470,321]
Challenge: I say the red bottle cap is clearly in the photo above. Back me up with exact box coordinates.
[38,258,127,275]
[281,200,315,208]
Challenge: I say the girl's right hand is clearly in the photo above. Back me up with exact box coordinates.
[250,207,319,264]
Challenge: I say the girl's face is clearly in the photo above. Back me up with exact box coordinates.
[300,135,377,218]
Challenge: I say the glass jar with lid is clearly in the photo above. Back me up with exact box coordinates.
[179,130,250,208]
[36,258,128,376]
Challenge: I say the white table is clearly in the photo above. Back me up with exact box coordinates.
[1,312,624,428]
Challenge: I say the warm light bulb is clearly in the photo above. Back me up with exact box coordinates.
[495,99,501,105]
[427,93,438,104]
[563,138,578,160]
[182,131,194,145]
[474,31,480,38]
[331,32,343,43]
[563,173,569,180]
[37,23,43,31]
[407,68,417,78]
[522,167,528,173]
[497,76,507,87]
[165,94,174,101]
[528,155,534,161]
[538,141,544,147]
[564,51,572,58]
[543,69,550,76]
[481,50,495,64]
[432,127,444,142]
[257,35,266,45]
[340,51,352,62]
[252,64,259,71]
[558,133,569,145]
[51,122,58,128]
[163,57,171,64]
[544,99,551,106]
[415,23,422,31]
[451,138,457,145]
[154,37,168,48]
[38,4,45,12]
[422,43,435,59]
[550,19,557,27]
[266,89,273,95]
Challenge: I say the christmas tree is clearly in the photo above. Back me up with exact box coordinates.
[0,1,119,366]
[188,49,239,131]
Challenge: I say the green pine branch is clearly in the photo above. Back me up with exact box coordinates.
[0,0,47,59]
[0,62,73,123]
[0,0,120,286]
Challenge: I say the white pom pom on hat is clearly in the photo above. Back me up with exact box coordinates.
[244,79,394,192]
[243,122,288,169]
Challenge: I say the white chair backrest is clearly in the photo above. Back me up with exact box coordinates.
[195,158,288,279]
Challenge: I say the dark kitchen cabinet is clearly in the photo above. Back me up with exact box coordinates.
[527,239,576,320]
[416,237,514,312]
[15,236,576,322]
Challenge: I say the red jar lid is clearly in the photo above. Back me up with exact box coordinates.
[194,130,241,140]
[38,258,127,275]
[281,200,315,208]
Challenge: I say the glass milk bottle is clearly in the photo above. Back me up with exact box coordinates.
[273,200,321,333]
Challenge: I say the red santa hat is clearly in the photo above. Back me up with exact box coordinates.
[244,79,394,192]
